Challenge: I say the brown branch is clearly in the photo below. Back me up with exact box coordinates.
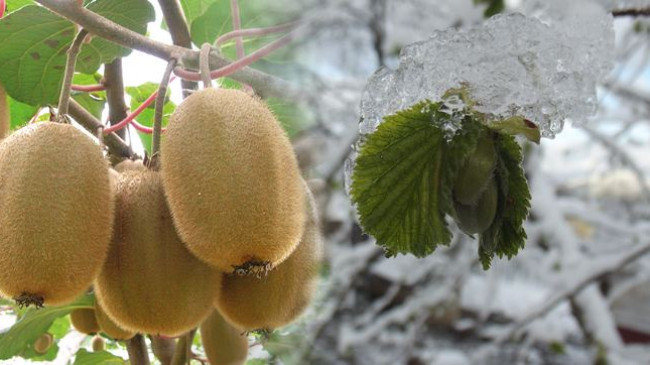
[68,99,133,158]
[150,58,176,170]
[103,59,129,139]
[126,334,150,365]
[34,0,303,100]
[57,28,88,119]
[157,0,196,97]
[612,8,650,17]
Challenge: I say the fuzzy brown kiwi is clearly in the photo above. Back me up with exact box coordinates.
[0,83,9,139]
[33,333,53,354]
[161,88,305,273]
[70,308,100,334]
[200,310,248,365]
[0,123,113,306]
[91,335,105,352]
[215,181,323,331]
[114,159,146,173]
[94,170,219,336]
[94,300,135,341]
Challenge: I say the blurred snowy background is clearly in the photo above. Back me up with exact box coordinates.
[285,0,650,364]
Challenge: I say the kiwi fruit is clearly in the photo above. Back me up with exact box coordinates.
[215,182,323,330]
[114,159,146,173]
[454,177,498,235]
[91,335,105,352]
[94,170,219,336]
[70,308,100,334]
[161,88,305,273]
[94,300,135,341]
[0,83,9,138]
[33,333,53,354]
[200,310,248,365]
[0,122,113,306]
[453,132,496,205]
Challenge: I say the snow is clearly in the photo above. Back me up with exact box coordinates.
[359,3,615,138]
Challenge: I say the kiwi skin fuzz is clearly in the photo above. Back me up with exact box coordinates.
[95,170,219,336]
[70,308,100,335]
[216,181,323,331]
[94,300,135,341]
[0,123,114,306]
[200,310,248,365]
[161,88,305,272]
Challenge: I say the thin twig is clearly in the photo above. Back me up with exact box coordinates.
[68,99,133,158]
[126,334,150,365]
[199,44,212,88]
[57,28,88,120]
[71,84,105,92]
[612,8,650,17]
[150,58,176,170]
[581,124,650,201]
[103,76,176,135]
[174,31,295,81]
[157,0,196,98]
[34,0,303,100]
[230,0,245,60]
[495,239,650,343]
[215,23,297,47]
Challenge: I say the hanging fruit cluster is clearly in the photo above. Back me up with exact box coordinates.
[0,87,323,362]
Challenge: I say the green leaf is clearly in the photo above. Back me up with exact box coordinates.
[351,101,480,257]
[6,0,33,12]
[179,0,215,26]
[125,82,175,155]
[73,349,126,365]
[0,0,153,106]
[190,0,230,46]
[71,73,106,119]
[488,116,540,144]
[8,97,38,131]
[478,134,530,268]
[0,294,94,359]
[0,5,75,105]
[77,0,155,74]
[473,0,505,18]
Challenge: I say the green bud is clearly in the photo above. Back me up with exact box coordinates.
[453,133,496,205]
[454,177,498,235]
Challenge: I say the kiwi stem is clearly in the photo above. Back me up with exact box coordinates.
[70,84,106,92]
[170,330,195,365]
[57,28,88,121]
[230,0,244,60]
[199,44,213,89]
[173,29,298,82]
[68,99,133,158]
[34,0,302,101]
[126,334,150,365]
[215,23,298,48]
[150,58,177,170]
[150,335,176,365]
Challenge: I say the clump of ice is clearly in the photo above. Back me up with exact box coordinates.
[360,2,614,138]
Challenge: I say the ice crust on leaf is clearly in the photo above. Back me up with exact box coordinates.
[360,7,614,138]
